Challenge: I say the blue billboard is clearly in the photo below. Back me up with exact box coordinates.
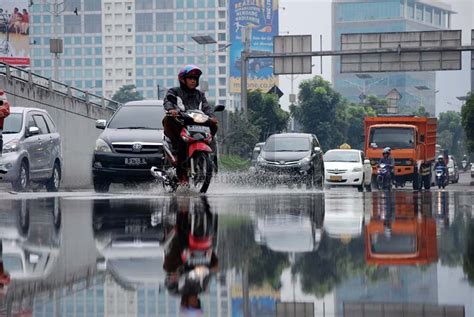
[229,0,279,93]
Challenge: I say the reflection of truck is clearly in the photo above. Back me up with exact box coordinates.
[364,115,437,190]
[365,192,437,265]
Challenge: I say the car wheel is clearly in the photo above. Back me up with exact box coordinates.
[357,184,364,192]
[94,178,111,193]
[12,160,30,192]
[46,162,61,192]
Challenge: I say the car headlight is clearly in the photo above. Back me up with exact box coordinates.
[190,113,209,124]
[257,155,266,165]
[299,156,311,165]
[353,167,363,172]
[2,139,19,153]
[95,139,112,153]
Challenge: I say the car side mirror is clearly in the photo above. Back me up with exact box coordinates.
[364,159,371,165]
[96,119,106,130]
[314,147,321,153]
[214,105,225,112]
[27,126,40,137]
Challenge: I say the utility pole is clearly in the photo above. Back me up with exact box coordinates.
[240,26,251,119]
[47,0,65,81]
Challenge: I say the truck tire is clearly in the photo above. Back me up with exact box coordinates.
[413,173,422,190]
[423,174,431,190]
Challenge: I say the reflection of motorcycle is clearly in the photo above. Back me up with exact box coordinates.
[163,197,218,299]
[377,163,392,190]
[151,102,225,193]
[435,166,447,189]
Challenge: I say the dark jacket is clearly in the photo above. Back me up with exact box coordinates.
[379,156,394,167]
[164,87,214,117]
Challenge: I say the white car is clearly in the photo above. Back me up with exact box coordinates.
[324,149,372,191]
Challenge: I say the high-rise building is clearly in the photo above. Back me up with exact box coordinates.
[332,0,454,115]
[29,0,231,106]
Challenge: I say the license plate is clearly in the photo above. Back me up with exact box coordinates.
[330,175,342,181]
[188,125,210,133]
[125,158,147,166]
[188,251,211,266]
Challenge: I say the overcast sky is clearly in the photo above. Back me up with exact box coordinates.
[278,0,474,115]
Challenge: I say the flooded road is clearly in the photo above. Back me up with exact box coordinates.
[0,190,473,316]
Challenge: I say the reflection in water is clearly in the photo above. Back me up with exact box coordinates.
[0,192,471,316]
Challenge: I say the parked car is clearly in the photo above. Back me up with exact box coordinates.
[324,149,372,192]
[255,133,324,188]
[0,107,62,192]
[447,155,459,183]
[92,100,166,193]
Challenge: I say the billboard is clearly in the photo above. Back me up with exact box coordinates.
[229,0,279,94]
[0,0,30,66]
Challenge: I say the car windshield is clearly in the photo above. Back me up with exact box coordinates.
[3,254,23,272]
[371,233,417,254]
[264,137,310,152]
[369,128,415,149]
[324,151,360,163]
[2,113,23,133]
[108,106,165,129]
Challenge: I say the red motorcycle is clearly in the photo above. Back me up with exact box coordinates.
[151,104,224,193]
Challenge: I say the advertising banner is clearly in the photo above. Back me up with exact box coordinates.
[229,0,279,94]
[0,0,30,66]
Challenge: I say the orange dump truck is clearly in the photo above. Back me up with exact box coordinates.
[365,192,438,266]
[364,115,437,190]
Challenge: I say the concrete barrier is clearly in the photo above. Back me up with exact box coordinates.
[1,65,118,188]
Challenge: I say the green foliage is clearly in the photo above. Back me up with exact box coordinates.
[412,106,430,117]
[248,90,290,141]
[343,103,377,150]
[291,76,346,150]
[437,111,466,160]
[365,95,387,114]
[461,93,474,154]
[224,111,261,158]
[219,154,250,171]
[111,85,144,104]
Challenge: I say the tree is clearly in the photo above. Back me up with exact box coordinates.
[224,111,261,158]
[291,76,346,150]
[461,93,474,155]
[412,106,430,117]
[248,90,290,142]
[343,103,376,149]
[437,111,466,160]
[110,85,144,104]
[365,95,387,114]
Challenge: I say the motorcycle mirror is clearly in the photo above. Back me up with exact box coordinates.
[214,105,225,112]
[364,159,371,165]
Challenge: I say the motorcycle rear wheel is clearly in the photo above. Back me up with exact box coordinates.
[192,152,213,193]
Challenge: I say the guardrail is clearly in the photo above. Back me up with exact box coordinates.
[0,62,121,111]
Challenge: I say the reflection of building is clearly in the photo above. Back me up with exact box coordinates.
[29,0,230,105]
[331,0,454,115]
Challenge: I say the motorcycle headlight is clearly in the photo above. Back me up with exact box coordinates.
[352,167,363,172]
[190,112,209,124]
[94,139,112,153]
[2,139,19,153]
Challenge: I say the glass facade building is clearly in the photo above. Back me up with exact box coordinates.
[29,0,231,106]
[332,0,454,115]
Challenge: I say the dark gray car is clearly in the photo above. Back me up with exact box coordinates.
[92,100,166,193]
[255,133,324,188]
[0,107,62,192]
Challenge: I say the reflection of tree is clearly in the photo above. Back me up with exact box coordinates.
[292,234,388,298]
[463,219,474,285]
[217,217,289,290]
[437,210,468,267]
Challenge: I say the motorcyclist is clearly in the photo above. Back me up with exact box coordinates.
[379,147,395,181]
[0,91,10,177]
[435,155,447,178]
[163,65,218,181]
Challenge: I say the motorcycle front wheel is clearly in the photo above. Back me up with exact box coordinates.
[192,152,213,193]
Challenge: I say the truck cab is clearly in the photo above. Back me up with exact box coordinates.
[365,116,437,190]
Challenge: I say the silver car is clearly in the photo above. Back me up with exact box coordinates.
[0,107,62,191]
